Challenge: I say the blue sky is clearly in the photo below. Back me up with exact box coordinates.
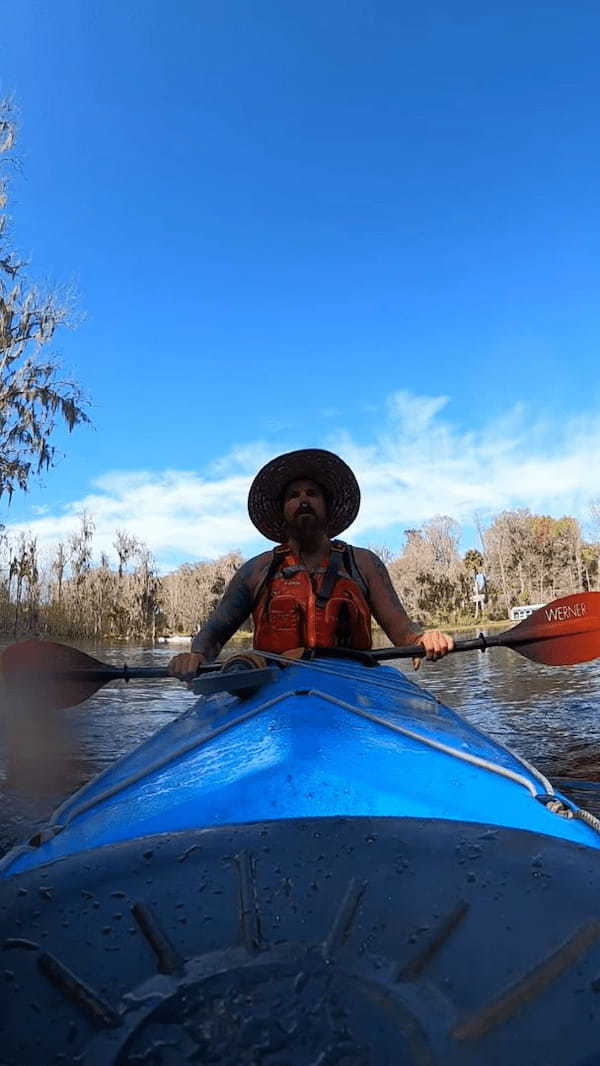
[2,1,600,570]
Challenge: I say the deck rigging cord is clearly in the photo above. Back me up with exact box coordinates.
[230,649,600,837]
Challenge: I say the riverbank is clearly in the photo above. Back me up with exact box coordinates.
[158,619,513,645]
[446,618,513,634]
[1,618,514,648]
[157,630,254,644]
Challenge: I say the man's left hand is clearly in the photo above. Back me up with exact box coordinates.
[413,629,455,670]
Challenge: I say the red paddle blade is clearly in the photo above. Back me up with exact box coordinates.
[1,640,110,711]
[505,592,600,666]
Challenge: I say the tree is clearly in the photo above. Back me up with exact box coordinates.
[590,499,600,590]
[0,97,89,501]
[483,510,533,612]
[114,529,139,580]
[581,541,598,592]
[9,532,38,634]
[368,544,394,565]
[389,519,469,624]
[463,549,484,573]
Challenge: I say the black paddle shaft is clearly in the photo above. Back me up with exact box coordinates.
[371,633,521,661]
[50,664,221,682]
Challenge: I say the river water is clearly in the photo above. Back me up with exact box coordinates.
[2,634,600,858]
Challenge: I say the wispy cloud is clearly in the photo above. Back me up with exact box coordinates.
[337,392,600,539]
[6,468,264,569]
[4,391,600,569]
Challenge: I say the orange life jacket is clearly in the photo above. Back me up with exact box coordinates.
[252,541,372,653]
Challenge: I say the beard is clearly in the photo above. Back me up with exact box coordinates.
[284,509,327,548]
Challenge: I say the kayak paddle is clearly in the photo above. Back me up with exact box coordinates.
[1,591,599,713]
[0,642,219,713]
[371,591,600,666]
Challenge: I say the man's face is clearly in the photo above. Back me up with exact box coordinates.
[282,478,328,537]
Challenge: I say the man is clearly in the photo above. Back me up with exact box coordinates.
[168,448,454,678]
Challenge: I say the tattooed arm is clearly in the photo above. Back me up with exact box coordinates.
[355,548,454,661]
[168,553,271,678]
[355,549,423,645]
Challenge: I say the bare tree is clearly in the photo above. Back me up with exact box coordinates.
[389,520,468,625]
[590,499,600,590]
[368,544,394,565]
[51,540,67,606]
[0,96,89,501]
[66,512,94,630]
[130,545,161,640]
[160,552,245,635]
[114,529,138,579]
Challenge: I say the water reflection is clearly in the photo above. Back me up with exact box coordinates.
[2,633,600,856]
[0,640,194,855]
[409,632,600,780]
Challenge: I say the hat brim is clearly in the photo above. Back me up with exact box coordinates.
[248,449,361,543]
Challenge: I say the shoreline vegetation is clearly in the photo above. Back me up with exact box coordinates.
[2,508,598,643]
[160,618,514,645]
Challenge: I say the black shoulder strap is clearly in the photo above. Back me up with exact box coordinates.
[316,542,345,607]
[252,545,288,605]
[342,542,369,597]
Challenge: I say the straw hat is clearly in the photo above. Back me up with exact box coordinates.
[248,448,361,543]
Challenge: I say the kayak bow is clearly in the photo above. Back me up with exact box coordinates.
[1,655,600,1065]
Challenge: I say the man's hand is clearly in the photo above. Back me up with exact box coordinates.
[167,652,205,681]
[412,630,455,670]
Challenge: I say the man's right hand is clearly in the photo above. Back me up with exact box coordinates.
[167,652,205,681]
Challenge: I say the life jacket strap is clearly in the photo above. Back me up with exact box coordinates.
[253,545,288,604]
[343,542,369,597]
[316,542,345,607]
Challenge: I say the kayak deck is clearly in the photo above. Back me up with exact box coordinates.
[2,658,599,876]
[2,659,600,1065]
[2,816,600,1065]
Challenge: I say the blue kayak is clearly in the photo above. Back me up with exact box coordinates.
[1,655,600,1064]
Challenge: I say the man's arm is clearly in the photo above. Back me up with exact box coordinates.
[355,548,454,661]
[168,554,269,678]
[190,562,256,659]
[356,549,423,645]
